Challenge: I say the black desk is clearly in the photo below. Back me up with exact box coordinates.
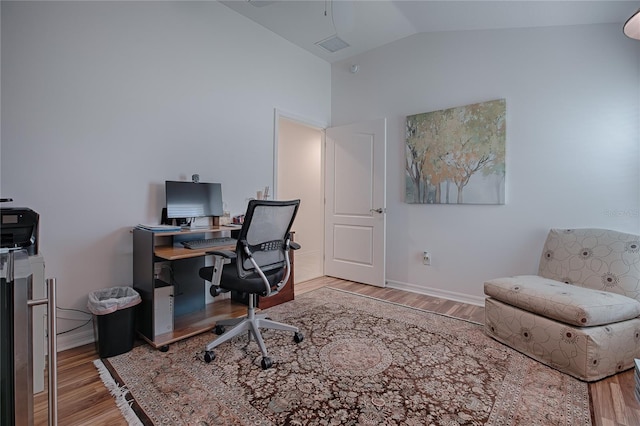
[132,225,295,350]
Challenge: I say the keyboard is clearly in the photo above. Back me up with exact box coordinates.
[181,237,237,250]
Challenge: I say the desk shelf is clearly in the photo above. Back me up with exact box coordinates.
[141,298,247,349]
[154,244,235,261]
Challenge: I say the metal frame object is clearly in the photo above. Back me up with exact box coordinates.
[1,250,57,426]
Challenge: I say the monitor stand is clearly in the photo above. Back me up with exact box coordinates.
[188,217,212,230]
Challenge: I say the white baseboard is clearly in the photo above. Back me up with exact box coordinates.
[385,279,485,307]
[56,328,96,352]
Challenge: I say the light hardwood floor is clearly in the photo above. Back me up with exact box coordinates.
[34,276,640,425]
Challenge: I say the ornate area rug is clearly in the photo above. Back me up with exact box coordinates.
[96,287,592,425]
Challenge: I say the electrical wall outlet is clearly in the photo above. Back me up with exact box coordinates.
[423,251,431,266]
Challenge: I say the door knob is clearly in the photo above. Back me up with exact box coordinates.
[370,208,385,214]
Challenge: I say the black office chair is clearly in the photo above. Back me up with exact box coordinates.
[199,199,303,369]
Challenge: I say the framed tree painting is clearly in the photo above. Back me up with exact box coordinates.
[405,99,506,204]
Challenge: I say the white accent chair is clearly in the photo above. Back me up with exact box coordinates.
[484,228,640,381]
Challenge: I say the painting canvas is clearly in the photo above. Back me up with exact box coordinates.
[405,99,506,204]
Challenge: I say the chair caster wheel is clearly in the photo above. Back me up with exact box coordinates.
[261,357,273,370]
[204,351,216,363]
[159,345,169,352]
[214,325,225,335]
[294,332,304,343]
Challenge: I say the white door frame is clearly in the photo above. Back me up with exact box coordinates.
[273,108,328,281]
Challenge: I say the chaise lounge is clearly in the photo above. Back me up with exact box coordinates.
[484,228,640,381]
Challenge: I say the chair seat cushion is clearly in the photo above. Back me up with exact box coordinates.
[484,275,640,326]
[200,262,285,295]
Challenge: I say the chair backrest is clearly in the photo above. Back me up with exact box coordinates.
[538,228,640,300]
[235,199,300,279]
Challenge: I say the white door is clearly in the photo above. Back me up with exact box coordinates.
[325,118,386,287]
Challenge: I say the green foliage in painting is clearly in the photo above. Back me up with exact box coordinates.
[405,99,506,204]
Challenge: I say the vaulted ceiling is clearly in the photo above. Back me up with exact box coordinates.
[222,1,640,63]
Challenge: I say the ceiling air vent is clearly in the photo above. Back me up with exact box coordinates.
[316,35,350,53]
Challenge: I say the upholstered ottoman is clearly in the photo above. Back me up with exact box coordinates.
[484,228,640,382]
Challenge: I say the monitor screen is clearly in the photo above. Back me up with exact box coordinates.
[165,181,223,219]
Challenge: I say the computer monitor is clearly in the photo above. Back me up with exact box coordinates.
[165,181,223,220]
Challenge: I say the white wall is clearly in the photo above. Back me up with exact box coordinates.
[277,117,324,283]
[1,1,331,348]
[331,24,640,304]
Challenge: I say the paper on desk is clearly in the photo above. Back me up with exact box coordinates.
[136,224,181,232]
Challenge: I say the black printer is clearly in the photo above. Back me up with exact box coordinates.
[0,208,39,255]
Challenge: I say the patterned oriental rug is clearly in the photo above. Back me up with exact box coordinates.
[95,287,592,425]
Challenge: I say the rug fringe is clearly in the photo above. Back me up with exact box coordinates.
[93,359,143,426]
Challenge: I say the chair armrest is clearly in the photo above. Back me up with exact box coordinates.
[205,250,237,259]
[289,242,301,250]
